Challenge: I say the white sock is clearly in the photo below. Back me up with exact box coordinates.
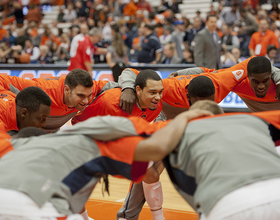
[80,209,94,220]
[142,181,164,220]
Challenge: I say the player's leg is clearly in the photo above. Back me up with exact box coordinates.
[80,207,94,220]
[117,162,164,220]
[142,164,164,220]
[116,181,146,220]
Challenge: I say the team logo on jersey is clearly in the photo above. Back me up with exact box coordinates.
[86,47,91,55]
[232,70,244,81]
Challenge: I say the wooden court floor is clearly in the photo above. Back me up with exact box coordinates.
[85,170,198,220]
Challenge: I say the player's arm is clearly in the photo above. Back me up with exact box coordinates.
[0,75,37,91]
[118,68,140,114]
[134,109,213,161]
[168,67,215,78]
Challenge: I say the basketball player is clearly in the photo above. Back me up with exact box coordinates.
[0,86,51,132]
[0,69,117,133]
[0,109,212,219]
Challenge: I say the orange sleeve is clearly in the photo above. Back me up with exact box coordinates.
[129,116,169,135]
[92,80,109,98]
[95,136,148,183]
[252,110,280,129]
[0,74,37,90]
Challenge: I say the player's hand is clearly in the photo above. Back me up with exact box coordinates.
[276,84,280,101]
[167,72,178,79]
[176,109,214,122]
[119,88,136,115]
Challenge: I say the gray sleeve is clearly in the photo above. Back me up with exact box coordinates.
[58,116,138,141]
[271,65,280,83]
[177,67,205,75]
[99,81,119,94]
[194,33,204,67]
[118,68,137,90]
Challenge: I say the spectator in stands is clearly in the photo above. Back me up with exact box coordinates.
[63,4,77,23]
[40,25,61,46]
[6,29,15,46]
[157,0,169,14]
[219,1,240,26]
[182,47,194,64]
[170,0,179,14]
[38,45,53,64]
[87,18,95,30]
[70,26,80,41]
[137,0,152,12]
[194,15,222,69]
[268,2,280,16]
[59,33,70,51]
[13,2,24,28]
[221,23,240,52]
[75,1,87,21]
[0,42,11,63]
[123,0,137,16]
[239,8,258,37]
[160,25,173,47]
[106,23,128,82]
[14,28,27,49]
[236,24,249,57]
[0,21,6,42]
[50,41,59,62]
[128,37,141,63]
[265,44,278,65]
[172,20,185,59]
[25,5,42,24]
[270,21,280,42]
[137,23,162,64]
[184,17,203,47]
[160,43,182,64]
[248,19,279,56]
[221,47,245,65]
[23,39,40,64]
[57,6,65,23]
[51,20,59,37]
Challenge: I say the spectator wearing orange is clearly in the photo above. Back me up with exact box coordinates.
[0,21,7,42]
[40,26,61,46]
[123,0,137,16]
[25,5,42,24]
[248,19,279,56]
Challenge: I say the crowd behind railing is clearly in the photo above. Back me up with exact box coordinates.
[0,0,279,67]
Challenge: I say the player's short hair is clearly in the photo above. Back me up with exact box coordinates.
[188,76,215,98]
[206,14,217,22]
[247,56,271,76]
[65,69,93,90]
[189,100,224,115]
[135,69,162,89]
[15,127,47,138]
[15,86,52,114]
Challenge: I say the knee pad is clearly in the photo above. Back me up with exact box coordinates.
[142,181,163,211]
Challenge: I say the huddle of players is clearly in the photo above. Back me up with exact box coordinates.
[1,56,280,219]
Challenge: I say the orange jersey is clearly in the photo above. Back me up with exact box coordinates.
[233,78,277,103]
[0,89,18,132]
[0,75,108,117]
[127,67,248,108]
[72,88,162,125]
